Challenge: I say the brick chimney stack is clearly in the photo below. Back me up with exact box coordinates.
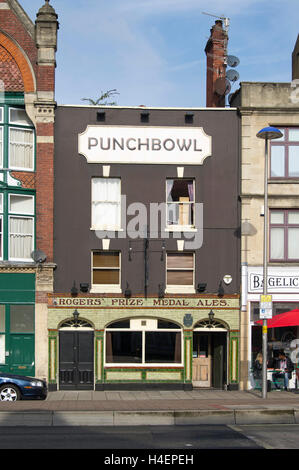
[205,20,228,107]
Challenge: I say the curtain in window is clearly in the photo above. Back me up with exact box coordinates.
[270,227,284,259]
[9,128,34,169]
[92,178,120,229]
[0,216,2,259]
[9,217,33,259]
[187,181,194,201]
[174,333,181,362]
[0,127,2,168]
[288,228,299,259]
[106,332,113,362]
[166,180,177,225]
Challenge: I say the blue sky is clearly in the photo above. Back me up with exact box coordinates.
[20,0,299,108]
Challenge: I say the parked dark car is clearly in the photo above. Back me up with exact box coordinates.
[0,373,47,401]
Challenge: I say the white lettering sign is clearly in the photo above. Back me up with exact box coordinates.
[249,273,299,292]
[78,126,212,165]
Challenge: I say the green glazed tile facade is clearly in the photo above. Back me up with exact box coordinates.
[47,296,240,388]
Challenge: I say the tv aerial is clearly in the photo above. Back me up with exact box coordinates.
[202,11,240,104]
[202,12,230,34]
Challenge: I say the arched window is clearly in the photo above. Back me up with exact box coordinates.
[194,318,228,330]
[59,318,94,329]
[105,318,182,366]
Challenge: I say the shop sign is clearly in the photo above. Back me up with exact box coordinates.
[78,126,212,165]
[50,296,238,309]
[248,268,299,293]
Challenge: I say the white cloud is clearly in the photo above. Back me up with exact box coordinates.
[19,0,299,107]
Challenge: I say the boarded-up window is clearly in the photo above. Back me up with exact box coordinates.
[166,252,194,286]
[92,251,120,285]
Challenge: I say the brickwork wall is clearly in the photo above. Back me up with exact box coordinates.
[0,5,55,263]
[0,8,38,83]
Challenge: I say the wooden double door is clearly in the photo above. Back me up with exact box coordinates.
[192,332,227,389]
[59,330,94,390]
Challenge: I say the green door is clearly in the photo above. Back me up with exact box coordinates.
[212,333,227,389]
[9,334,34,376]
[0,274,35,377]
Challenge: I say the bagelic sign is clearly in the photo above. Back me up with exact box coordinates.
[78,126,212,165]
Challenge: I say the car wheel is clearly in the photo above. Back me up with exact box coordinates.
[0,384,21,401]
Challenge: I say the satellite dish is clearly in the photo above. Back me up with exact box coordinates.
[227,55,240,67]
[215,78,231,96]
[226,69,240,82]
[31,249,47,264]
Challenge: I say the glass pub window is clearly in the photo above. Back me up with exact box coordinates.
[105,318,182,365]
[270,128,299,178]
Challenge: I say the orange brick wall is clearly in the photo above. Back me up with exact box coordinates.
[0,4,55,263]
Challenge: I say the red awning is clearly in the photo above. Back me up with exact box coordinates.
[255,308,299,328]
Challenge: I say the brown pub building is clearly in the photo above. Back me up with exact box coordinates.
[0,1,241,391]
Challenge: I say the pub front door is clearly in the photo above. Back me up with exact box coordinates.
[59,330,94,390]
[192,331,227,389]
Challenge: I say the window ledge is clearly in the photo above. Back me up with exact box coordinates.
[269,179,299,184]
[104,364,184,368]
[165,286,196,294]
[268,261,299,265]
[90,285,122,294]
[9,167,34,173]
[90,227,123,232]
[0,260,36,267]
[165,226,197,232]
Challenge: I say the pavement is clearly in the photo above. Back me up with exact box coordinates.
[2,388,299,426]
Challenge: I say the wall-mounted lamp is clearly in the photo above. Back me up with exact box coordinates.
[161,240,166,261]
[71,281,78,297]
[158,283,165,299]
[197,283,207,293]
[80,283,89,293]
[218,281,224,297]
[72,309,80,328]
[125,282,132,298]
[208,310,215,328]
[208,310,215,323]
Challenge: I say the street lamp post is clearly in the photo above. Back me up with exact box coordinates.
[256,126,283,399]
